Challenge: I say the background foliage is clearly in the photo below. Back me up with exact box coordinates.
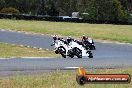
[0,0,132,21]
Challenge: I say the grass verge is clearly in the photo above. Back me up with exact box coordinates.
[0,19,132,43]
[0,68,131,88]
[0,43,59,58]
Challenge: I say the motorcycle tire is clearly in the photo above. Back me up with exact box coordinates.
[55,50,59,54]
[74,48,82,58]
[58,47,66,58]
[88,52,93,58]
[60,53,66,58]
[69,55,74,58]
[93,46,96,50]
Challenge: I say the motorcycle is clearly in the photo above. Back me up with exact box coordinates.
[51,39,67,58]
[51,37,93,58]
[82,38,96,50]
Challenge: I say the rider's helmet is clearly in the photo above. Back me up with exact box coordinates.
[53,35,57,40]
[67,36,72,43]
[83,35,86,39]
[58,38,61,40]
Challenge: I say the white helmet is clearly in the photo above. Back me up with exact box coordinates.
[53,35,57,40]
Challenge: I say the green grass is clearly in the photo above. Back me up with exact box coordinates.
[0,43,59,58]
[0,68,131,88]
[0,19,132,43]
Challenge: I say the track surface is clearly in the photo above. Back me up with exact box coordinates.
[0,29,132,77]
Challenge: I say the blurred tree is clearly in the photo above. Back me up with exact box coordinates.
[78,0,128,22]
[0,0,131,21]
[0,7,20,14]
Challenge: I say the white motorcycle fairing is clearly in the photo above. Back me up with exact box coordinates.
[68,41,90,57]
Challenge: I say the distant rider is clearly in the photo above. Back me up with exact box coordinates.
[51,35,58,46]
[82,35,88,42]
[53,35,57,41]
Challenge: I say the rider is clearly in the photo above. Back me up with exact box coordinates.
[51,35,58,46]
[53,35,57,41]
[82,35,88,42]
[67,36,73,44]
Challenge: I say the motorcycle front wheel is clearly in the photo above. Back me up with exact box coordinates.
[74,48,82,58]
[58,47,66,58]
[88,52,93,58]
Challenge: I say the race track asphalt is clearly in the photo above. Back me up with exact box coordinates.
[0,29,132,77]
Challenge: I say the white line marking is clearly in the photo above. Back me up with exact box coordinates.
[64,67,79,69]
[27,46,30,48]
[20,57,56,59]
[20,45,24,47]
[0,57,56,59]
[39,48,43,50]
[0,58,9,59]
